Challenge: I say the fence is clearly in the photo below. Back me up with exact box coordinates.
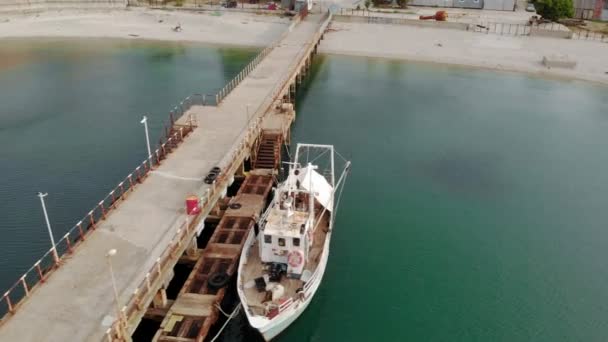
[215,44,275,104]
[472,21,608,42]
[106,10,333,340]
[571,28,608,42]
[471,21,530,36]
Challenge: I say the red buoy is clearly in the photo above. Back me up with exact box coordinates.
[186,195,200,215]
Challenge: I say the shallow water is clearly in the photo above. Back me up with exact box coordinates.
[0,39,257,292]
[2,41,608,341]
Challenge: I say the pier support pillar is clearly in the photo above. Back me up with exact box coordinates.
[186,237,198,258]
[152,287,168,309]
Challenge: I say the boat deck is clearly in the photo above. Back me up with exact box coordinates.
[241,212,329,316]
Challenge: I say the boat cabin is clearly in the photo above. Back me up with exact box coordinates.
[259,189,313,277]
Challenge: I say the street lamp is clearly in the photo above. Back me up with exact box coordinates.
[140,115,153,169]
[106,249,122,323]
[37,192,59,264]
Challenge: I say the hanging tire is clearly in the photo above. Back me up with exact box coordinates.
[208,272,230,289]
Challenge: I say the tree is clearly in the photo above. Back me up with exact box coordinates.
[534,0,574,21]
[364,0,371,9]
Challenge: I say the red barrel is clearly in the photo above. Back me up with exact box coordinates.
[186,195,200,215]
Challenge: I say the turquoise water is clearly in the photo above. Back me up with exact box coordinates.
[2,41,608,341]
[0,39,257,293]
[281,55,608,342]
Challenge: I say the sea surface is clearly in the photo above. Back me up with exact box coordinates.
[0,38,257,293]
[2,41,608,341]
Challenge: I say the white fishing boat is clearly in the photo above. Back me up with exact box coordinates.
[237,143,351,340]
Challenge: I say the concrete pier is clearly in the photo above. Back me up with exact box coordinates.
[0,11,330,342]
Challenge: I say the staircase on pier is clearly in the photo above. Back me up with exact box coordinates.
[254,132,282,170]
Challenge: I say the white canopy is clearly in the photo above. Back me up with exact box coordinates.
[296,166,333,211]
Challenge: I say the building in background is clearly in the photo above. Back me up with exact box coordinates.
[483,0,515,10]
[573,0,607,19]
[409,0,484,9]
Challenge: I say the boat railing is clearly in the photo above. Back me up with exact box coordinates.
[278,297,294,312]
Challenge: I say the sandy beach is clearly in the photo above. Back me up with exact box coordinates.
[320,21,608,85]
[0,8,606,85]
[0,8,290,46]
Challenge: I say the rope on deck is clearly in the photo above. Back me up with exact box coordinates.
[210,303,242,342]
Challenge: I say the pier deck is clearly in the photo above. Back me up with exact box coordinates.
[0,12,328,342]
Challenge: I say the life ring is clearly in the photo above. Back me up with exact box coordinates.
[288,251,304,268]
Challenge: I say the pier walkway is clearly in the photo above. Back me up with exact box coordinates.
[0,11,329,342]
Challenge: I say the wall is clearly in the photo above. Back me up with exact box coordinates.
[453,0,483,9]
[409,0,454,7]
[483,0,515,11]
[529,27,574,38]
[0,0,126,13]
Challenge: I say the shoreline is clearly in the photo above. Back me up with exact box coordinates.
[321,22,608,87]
[0,35,270,49]
[319,48,608,88]
[0,8,290,47]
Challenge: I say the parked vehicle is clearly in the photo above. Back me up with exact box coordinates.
[526,3,536,12]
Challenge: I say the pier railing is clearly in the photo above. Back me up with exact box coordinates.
[0,18,278,324]
[0,120,195,323]
[215,44,274,104]
[1,8,331,332]
[107,10,333,339]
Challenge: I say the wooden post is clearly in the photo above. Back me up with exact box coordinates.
[152,288,168,308]
[133,288,142,310]
[145,273,151,292]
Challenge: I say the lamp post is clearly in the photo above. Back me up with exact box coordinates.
[37,192,59,264]
[141,115,153,169]
[106,249,122,322]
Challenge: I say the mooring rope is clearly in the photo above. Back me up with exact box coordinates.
[210,303,242,342]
